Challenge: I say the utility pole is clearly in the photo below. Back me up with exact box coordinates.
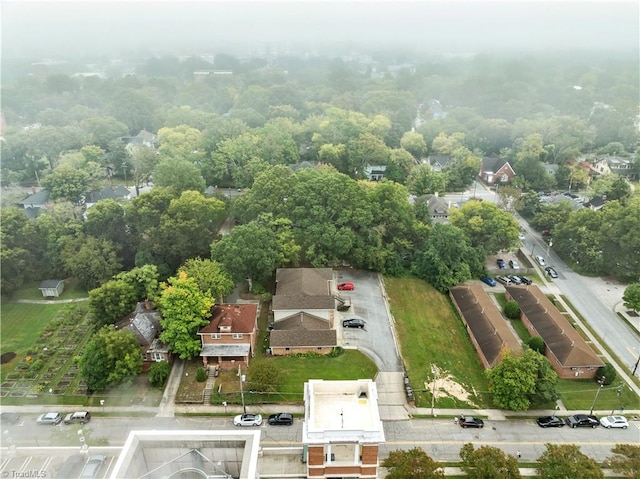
[430,364,439,417]
[238,365,246,414]
[589,376,605,415]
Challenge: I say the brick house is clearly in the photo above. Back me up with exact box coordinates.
[480,157,516,185]
[269,312,337,356]
[198,303,259,370]
[115,302,170,368]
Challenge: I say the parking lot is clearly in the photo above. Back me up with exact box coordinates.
[334,269,403,373]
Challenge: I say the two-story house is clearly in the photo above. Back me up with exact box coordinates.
[198,303,259,370]
[479,157,516,185]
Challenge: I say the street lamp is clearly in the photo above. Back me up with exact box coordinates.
[238,365,246,414]
[589,376,605,415]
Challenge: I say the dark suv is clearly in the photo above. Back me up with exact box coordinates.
[565,414,599,428]
[268,413,294,425]
[64,411,91,425]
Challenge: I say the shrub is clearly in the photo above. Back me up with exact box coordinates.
[503,301,521,319]
[330,346,344,357]
[196,366,207,382]
[596,363,616,385]
[527,336,545,354]
[147,361,171,387]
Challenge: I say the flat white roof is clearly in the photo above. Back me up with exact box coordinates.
[302,379,385,444]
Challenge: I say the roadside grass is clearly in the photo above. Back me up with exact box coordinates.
[9,278,88,301]
[175,359,207,403]
[556,378,640,411]
[384,277,491,409]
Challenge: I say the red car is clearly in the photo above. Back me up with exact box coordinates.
[337,282,354,291]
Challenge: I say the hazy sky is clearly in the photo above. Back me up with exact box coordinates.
[2,1,638,58]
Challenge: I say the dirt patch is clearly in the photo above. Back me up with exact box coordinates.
[627,310,639,317]
[424,372,478,408]
[1,352,16,364]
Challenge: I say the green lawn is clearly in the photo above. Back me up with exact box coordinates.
[10,278,88,301]
[0,302,70,380]
[557,378,640,411]
[385,277,491,409]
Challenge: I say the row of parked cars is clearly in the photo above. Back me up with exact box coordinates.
[36,410,91,425]
[233,412,294,426]
[537,414,629,429]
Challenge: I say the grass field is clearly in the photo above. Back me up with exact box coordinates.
[9,278,88,301]
[384,277,491,409]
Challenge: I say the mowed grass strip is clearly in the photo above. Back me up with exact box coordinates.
[384,277,490,408]
[0,302,70,379]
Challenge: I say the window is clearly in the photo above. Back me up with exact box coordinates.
[152,353,164,362]
[210,333,221,339]
[232,333,243,339]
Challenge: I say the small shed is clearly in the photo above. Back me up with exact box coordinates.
[39,279,64,298]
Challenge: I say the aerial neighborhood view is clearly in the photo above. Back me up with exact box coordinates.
[1,1,640,478]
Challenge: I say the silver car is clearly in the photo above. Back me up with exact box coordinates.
[36,412,62,425]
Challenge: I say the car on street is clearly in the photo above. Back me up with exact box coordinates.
[63,411,91,425]
[565,414,599,428]
[535,256,546,266]
[599,415,629,429]
[496,276,512,285]
[507,275,522,285]
[509,260,520,269]
[480,275,496,287]
[37,412,62,425]
[516,275,533,285]
[343,318,365,329]
[233,413,263,427]
[79,455,106,479]
[337,282,355,291]
[459,415,484,428]
[0,412,21,425]
[496,258,507,269]
[268,413,294,425]
[545,266,559,279]
[536,416,565,428]
[56,454,86,479]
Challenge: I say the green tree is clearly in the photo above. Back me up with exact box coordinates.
[449,200,521,255]
[84,198,131,260]
[152,159,206,194]
[115,264,160,302]
[42,165,92,203]
[79,116,130,149]
[605,444,640,479]
[157,124,205,163]
[407,164,446,196]
[0,207,36,296]
[60,235,122,290]
[622,283,640,313]
[79,325,143,393]
[88,279,137,327]
[527,336,545,354]
[147,361,171,388]
[413,224,485,293]
[128,145,159,196]
[382,448,444,479]
[459,443,521,479]
[503,301,521,319]
[157,272,214,360]
[486,349,558,411]
[537,444,604,479]
[400,131,427,159]
[247,361,284,393]
[179,258,234,302]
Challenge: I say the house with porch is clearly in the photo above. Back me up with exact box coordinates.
[116,302,170,368]
[198,303,259,370]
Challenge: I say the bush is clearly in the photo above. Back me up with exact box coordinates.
[527,336,545,354]
[196,366,207,382]
[596,363,616,385]
[330,346,344,357]
[147,361,171,387]
[504,301,521,319]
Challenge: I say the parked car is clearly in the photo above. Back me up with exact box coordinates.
[0,412,21,425]
[599,415,629,429]
[545,266,559,279]
[63,411,91,425]
[56,454,86,479]
[496,276,512,285]
[37,412,62,425]
[535,256,546,266]
[459,415,484,428]
[565,414,599,428]
[337,282,354,291]
[268,413,294,426]
[509,260,520,269]
[79,455,106,479]
[536,416,565,428]
[233,413,263,427]
[516,276,532,285]
[343,318,365,329]
[507,275,522,285]
[480,275,496,287]
[496,258,507,269]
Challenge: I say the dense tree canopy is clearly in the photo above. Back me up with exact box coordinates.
[537,444,604,479]
[459,443,521,479]
[382,448,444,479]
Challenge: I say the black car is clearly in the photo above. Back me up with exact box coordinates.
[565,414,599,428]
[545,267,559,279]
[507,275,522,285]
[343,318,365,329]
[459,415,484,428]
[536,416,565,428]
[496,258,507,269]
[268,413,294,426]
[517,276,533,285]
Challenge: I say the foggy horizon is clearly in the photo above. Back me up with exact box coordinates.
[2,1,639,60]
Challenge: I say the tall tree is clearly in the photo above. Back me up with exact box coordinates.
[179,258,234,302]
[157,272,214,360]
[537,444,604,479]
[622,283,640,313]
[605,444,640,479]
[400,131,428,159]
[460,443,521,479]
[88,279,137,327]
[60,235,122,290]
[42,165,92,203]
[152,159,206,194]
[382,448,444,479]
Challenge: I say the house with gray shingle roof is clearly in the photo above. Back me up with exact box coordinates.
[269,312,337,356]
[449,283,522,368]
[272,268,336,321]
[116,302,170,366]
[480,157,516,185]
[504,284,603,379]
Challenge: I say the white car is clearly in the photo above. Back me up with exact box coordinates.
[599,415,629,429]
[535,256,546,267]
[233,413,263,427]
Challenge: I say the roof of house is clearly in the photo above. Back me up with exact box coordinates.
[115,302,163,347]
[270,329,337,348]
[84,185,130,204]
[272,268,335,311]
[39,279,64,289]
[20,189,50,207]
[427,155,454,169]
[481,157,515,175]
[199,303,258,334]
[200,343,251,356]
[504,285,603,368]
[449,284,522,367]
[419,194,450,215]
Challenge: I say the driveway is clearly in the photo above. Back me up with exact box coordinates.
[335,269,403,373]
